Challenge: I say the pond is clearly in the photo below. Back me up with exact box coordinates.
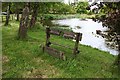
[52,18,119,55]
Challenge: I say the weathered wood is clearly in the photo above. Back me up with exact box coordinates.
[29,2,39,28]
[80,33,82,41]
[73,33,81,55]
[46,27,51,47]
[75,33,82,41]
[16,12,19,21]
[5,4,10,26]
[43,46,65,60]
[12,15,14,20]
[50,29,61,36]
[2,16,3,22]
[45,27,82,58]
[63,31,75,39]
[18,3,29,39]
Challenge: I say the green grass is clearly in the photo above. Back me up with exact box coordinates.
[2,20,119,78]
[38,14,95,20]
[1,15,16,22]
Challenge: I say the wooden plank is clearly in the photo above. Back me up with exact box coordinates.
[73,33,81,55]
[50,29,61,36]
[74,33,82,41]
[46,27,51,47]
[63,31,75,39]
[2,16,3,22]
[79,33,82,41]
[43,46,66,60]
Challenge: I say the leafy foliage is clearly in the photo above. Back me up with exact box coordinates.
[76,2,89,14]
[38,2,75,14]
[93,2,120,33]
[93,2,120,67]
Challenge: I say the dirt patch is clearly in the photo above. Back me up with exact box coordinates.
[2,55,9,63]
[22,58,63,78]
[23,69,48,78]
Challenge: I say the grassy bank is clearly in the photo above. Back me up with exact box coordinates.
[2,21,118,78]
[39,14,95,20]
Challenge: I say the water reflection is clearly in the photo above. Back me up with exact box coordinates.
[41,19,69,28]
[52,18,118,55]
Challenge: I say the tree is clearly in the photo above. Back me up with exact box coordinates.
[11,2,24,21]
[76,2,89,14]
[29,2,39,28]
[38,2,75,14]
[57,3,75,14]
[18,3,29,39]
[102,3,120,66]
[93,2,120,67]
[4,3,11,26]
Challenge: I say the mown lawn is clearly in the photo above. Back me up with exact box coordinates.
[2,20,119,78]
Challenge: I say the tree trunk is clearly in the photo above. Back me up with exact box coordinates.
[29,14,36,28]
[15,9,19,21]
[5,5,10,26]
[12,15,14,20]
[2,16,3,22]
[29,3,39,28]
[18,3,29,39]
[16,11,19,21]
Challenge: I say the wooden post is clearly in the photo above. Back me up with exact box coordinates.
[73,33,80,55]
[12,15,14,20]
[2,16,3,22]
[5,4,10,26]
[46,27,51,47]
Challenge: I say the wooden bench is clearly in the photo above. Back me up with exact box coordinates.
[45,27,83,57]
[75,33,82,41]
[43,46,66,60]
[63,32,75,39]
[50,29,61,36]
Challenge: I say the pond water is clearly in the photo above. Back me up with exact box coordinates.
[52,18,119,55]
